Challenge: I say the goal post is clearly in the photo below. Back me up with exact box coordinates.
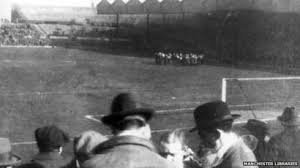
[221,76,300,120]
[222,76,300,102]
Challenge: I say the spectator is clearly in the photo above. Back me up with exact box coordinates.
[267,107,300,165]
[82,93,175,168]
[30,125,71,168]
[73,131,107,167]
[190,100,257,168]
[241,134,258,152]
[0,137,21,168]
[242,119,270,162]
[159,129,203,168]
[159,130,185,168]
[0,24,51,46]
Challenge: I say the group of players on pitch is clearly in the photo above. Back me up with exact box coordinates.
[155,51,205,65]
[2,93,300,168]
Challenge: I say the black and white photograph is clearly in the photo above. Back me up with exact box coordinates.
[1,0,300,167]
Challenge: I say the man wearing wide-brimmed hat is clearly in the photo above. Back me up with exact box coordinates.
[82,93,175,168]
[267,107,300,165]
[190,100,256,168]
[0,137,21,168]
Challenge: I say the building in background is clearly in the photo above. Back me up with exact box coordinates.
[0,0,12,24]
[127,0,144,14]
[273,0,291,12]
[161,0,182,13]
[112,0,127,13]
[97,0,115,14]
[143,0,161,13]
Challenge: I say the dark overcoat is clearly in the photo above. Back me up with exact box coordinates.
[267,129,300,167]
[31,152,72,168]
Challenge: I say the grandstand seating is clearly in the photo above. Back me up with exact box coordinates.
[16,6,96,24]
[0,23,51,46]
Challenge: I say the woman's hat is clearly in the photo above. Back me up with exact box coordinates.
[101,93,154,125]
[0,137,22,166]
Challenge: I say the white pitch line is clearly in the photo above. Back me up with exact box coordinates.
[0,45,54,48]
[12,141,37,145]
[151,127,193,133]
[225,76,300,81]
[85,115,102,123]
[0,60,76,64]
[14,114,300,146]
[84,101,300,117]
[83,114,281,130]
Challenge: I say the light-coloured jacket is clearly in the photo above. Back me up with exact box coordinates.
[82,135,175,168]
[215,139,257,168]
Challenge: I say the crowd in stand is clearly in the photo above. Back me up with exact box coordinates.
[1,92,300,168]
[0,24,51,46]
[155,51,205,66]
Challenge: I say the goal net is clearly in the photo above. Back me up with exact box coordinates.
[222,77,300,121]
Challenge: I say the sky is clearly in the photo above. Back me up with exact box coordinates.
[8,0,153,7]
[10,0,102,7]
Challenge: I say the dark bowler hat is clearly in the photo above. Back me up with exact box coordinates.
[243,119,269,136]
[190,100,240,131]
[0,137,21,166]
[278,107,300,126]
[35,125,70,150]
[101,93,154,125]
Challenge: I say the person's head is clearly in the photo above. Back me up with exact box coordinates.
[159,130,185,168]
[190,101,240,150]
[110,115,152,139]
[278,107,300,129]
[159,129,185,157]
[0,138,21,168]
[74,130,108,165]
[101,93,154,139]
[243,119,270,141]
[35,125,70,153]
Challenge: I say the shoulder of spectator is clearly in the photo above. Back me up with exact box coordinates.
[224,138,257,168]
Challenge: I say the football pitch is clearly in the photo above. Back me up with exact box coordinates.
[0,47,294,161]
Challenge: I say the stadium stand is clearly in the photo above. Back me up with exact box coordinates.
[15,5,96,24]
[37,24,82,36]
[0,23,51,46]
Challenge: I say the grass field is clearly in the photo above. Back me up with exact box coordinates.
[0,47,296,162]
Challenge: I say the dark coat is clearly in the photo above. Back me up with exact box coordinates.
[215,139,257,168]
[31,152,72,168]
[254,140,269,162]
[82,135,175,168]
[18,162,44,168]
[267,129,300,165]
